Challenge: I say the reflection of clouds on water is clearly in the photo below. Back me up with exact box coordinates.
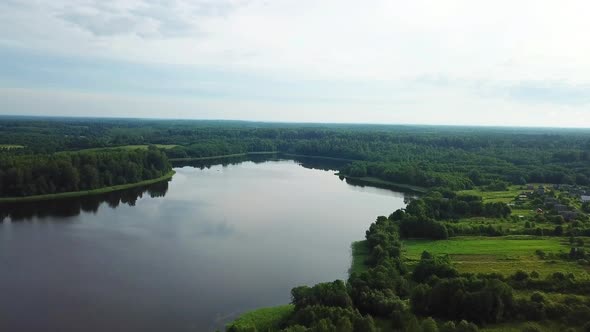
[195,220,237,238]
[0,158,408,332]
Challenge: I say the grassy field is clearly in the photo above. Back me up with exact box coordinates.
[404,236,589,277]
[450,217,525,232]
[350,240,370,275]
[0,171,175,203]
[458,185,527,203]
[226,305,294,331]
[0,144,24,149]
[79,144,178,152]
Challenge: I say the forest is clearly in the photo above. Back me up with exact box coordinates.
[2,117,590,192]
[0,145,171,198]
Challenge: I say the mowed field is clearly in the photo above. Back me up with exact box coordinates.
[458,185,527,203]
[403,236,590,278]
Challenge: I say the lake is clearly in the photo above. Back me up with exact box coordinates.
[0,158,408,331]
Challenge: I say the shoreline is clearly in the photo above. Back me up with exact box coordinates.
[0,170,176,204]
[169,151,278,162]
[226,239,369,330]
[340,174,427,193]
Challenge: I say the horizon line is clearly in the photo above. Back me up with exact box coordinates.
[1,114,590,131]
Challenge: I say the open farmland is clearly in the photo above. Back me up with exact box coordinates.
[403,236,590,278]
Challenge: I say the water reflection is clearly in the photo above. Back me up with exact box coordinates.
[170,153,350,173]
[170,154,277,169]
[0,159,408,332]
[343,177,422,196]
[0,180,170,222]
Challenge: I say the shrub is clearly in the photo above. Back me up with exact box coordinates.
[530,292,546,303]
[521,322,542,332]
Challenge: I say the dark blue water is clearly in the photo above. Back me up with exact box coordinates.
[0,159,407,331]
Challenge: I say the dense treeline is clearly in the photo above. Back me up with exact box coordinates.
[2,118,590,192]
[0,146,171,197]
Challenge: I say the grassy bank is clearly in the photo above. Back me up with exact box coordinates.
[169,151,278,162]
[350,240,370,275]
[226,305,294,331]
[0,170,175,203]
[341,175,428,193]
[226,240,370,331]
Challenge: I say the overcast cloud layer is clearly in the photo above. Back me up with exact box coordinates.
[1,0,589,127]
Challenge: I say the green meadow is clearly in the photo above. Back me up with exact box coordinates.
[458,185,527,203]
[350,240,370,275]
[403,236,589,277]
[226,305,294,331]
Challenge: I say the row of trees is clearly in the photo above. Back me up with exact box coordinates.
[406,193,512,220]
[0,146,171,197]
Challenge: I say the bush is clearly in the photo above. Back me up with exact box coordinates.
[421,317,439,332]
[440,321,456,332]
[456,320,478,332]
[530,292,546,303]
[521,322,542,332]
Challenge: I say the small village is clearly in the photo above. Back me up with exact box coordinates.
[514,184,590,221]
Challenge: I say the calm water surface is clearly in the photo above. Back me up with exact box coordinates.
[0,159,407,331]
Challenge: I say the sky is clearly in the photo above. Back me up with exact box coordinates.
[1,0,590,127]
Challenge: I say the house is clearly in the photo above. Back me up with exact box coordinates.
[559,211,578,221]
[582,195,590,203]
[554,204,568,212]
[544,197,558,203]
[544,198,558,208]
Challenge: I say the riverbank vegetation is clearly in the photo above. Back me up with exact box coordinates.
[228,192,590,331]
[225,186,590,330]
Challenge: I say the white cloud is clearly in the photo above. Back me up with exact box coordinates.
[1,0,589,80]
[1,0,590,125]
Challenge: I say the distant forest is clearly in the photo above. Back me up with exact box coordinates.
[1,117,589,193]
